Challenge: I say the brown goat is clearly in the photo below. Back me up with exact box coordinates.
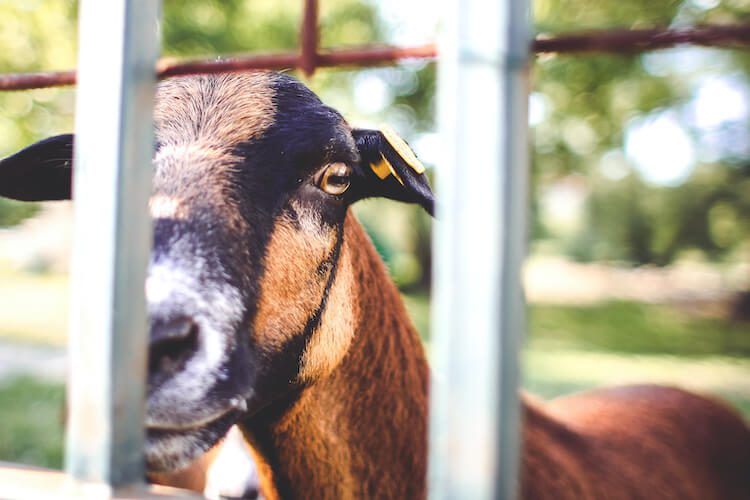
[0,72,748,499]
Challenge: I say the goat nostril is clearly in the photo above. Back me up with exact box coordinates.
[148,317,199,386]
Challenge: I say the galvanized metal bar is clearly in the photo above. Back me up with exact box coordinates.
[65,0,160,487]
[429,0,530,498]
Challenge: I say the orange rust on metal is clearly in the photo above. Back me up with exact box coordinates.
[300,0,320,77]
[3,25,750,91]
[316,44,437,66]
[0,70,76,91]
[157,52,300,78]
[0,44,438,91]
[533,25,750,53]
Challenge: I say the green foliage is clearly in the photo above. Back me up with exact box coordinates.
[570,164,750,264]
[530,0,750,265]
[161,0,381,57]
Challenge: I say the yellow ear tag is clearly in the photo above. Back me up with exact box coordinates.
[370,153,405,186]
[380,125,426,174]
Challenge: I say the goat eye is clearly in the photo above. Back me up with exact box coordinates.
[318,162,352,196]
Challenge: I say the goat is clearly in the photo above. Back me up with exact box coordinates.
[1,72,748,499]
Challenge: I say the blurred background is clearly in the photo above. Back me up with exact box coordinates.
[0,0,748,469]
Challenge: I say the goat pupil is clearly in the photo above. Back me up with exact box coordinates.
[329,174,347,185]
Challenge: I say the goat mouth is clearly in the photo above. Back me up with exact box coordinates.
[146,407,239,436]
[146,397,248,432]
[144,408,239,472]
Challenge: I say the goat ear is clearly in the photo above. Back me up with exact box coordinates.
[0,134,74,201]
[352,127,434,216]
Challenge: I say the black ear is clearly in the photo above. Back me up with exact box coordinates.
[0,134,74,201]
[351,127,434,216]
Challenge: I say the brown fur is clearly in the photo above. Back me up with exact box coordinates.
[523,386,750,499]
[297,237,358,382]
[152,73,276,234]
[241,214,430,499]
[253,202,340,351]
[239,213,748,500]
[155,73,275,148]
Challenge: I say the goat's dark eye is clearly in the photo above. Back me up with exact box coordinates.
[318,162,352,196]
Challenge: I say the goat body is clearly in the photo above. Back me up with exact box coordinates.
[204,217,750,500]
[524,386,749,499]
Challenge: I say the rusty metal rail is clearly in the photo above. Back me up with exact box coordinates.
[2,24,750,91]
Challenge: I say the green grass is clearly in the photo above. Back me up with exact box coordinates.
[529,301,750,357]
[0,377,64,469]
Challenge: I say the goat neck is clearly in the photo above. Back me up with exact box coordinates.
[239,214,429,500]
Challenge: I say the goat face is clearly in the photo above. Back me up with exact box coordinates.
[0,72,434,472]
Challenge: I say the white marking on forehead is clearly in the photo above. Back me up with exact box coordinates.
[149,195,187,220]
[154,143,227,162]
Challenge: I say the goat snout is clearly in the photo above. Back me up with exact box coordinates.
[148,316,201,387]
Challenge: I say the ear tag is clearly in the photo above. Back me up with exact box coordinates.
[380,125,426,174]
[370,154,405,186]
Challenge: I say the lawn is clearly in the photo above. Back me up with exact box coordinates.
[0,377,64,469]
[0,271,748,468]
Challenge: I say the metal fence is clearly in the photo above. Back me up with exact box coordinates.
[0,0,748,498]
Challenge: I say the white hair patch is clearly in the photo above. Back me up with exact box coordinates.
[204,426,262,500]
[149,195,187,220]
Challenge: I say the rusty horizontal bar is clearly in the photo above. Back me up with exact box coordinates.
[157,52,301,78]
[2,25,750,91]
[0,70,76,91]
[533,25,750,53]
[158,44,438,77]
[0,44,437,91]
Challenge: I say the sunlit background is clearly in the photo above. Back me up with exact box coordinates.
[0,0,748,469]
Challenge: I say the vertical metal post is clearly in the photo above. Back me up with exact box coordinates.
[65,0,160,487]
[430,0,530,498]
